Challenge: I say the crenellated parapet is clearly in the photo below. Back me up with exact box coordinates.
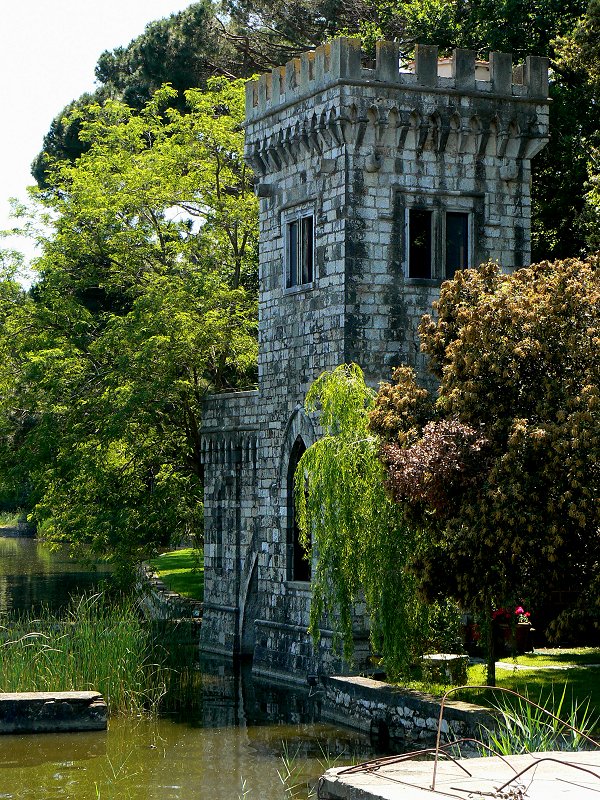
[244,38,549,178]
[246,39,548,120]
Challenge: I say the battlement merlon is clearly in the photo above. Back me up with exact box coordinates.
[244,38,549,122]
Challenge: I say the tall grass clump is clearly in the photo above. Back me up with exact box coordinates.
[0,593,169,714]
[0,509,22,527]
[480,686,600,755]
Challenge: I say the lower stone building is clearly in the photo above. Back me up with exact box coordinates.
[199,38,550,682]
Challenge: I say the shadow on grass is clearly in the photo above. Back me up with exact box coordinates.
[501,649,600,667]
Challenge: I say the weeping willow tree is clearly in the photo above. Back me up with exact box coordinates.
[295,364,459,678]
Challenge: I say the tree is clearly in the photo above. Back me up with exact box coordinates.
[1,79,258,575]
[553,0,600,252]
[370,257,600,684]
[32,1,316,188]
[32,2,233,188]
[295,364,462,679]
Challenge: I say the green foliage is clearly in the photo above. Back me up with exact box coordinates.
[553,0,600,252]
[373,257,600,682]
[32,1,318,187]
[367,0,586,58]
[0,79,258,571]
[94,1,228,107]
[295,364,461,678]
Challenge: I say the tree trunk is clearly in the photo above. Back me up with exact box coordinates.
[485,610,496,687]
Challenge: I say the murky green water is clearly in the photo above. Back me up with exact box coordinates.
[0,538,375,798]
[0,536,112,613]
[0,668,373,799]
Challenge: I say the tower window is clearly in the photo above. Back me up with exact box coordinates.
[286,214,314,288]
[445,212,469,278]
[408,209,433,279]
[405,206,472,280]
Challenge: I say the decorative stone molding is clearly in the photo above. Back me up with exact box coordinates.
[244,38,549,178]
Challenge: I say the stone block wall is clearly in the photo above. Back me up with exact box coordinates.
[323,676,496,747]
[200,391,260,656]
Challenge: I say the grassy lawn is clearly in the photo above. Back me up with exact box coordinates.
[148,548,204,600]
[395,648,600,733]
[464,648,600,731]
[496,648,600,667]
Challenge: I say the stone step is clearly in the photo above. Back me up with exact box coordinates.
[0,691,107,734]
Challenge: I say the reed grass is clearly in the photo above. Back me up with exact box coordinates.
[0,593,178,715]
[478,685,600,755]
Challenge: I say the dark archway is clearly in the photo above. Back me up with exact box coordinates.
[287,436,310,582]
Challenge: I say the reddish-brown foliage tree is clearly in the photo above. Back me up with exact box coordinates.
[370,257,600,683]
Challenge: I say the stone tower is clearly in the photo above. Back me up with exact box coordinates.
[199,39,550,682]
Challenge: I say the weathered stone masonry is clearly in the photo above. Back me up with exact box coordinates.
[200,38,550,682]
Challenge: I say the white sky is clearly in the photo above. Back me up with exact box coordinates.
[0,0,195,273]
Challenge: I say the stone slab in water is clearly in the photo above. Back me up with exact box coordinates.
[0,691,107,734]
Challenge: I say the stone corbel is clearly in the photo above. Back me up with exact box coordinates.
[523,136,549,159]
[499,160,519,181]
[327,110,344,146]
[365,147,383,172]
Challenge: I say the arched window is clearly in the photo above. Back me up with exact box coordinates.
[287,436,310,582]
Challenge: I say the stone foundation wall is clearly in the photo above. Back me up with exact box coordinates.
[322,675,496,747]
[253,620,371,684]
[138,564,203,623]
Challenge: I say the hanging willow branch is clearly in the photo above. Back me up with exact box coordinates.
[294,363,421,677]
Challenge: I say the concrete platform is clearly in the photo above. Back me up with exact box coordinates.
[0,692,107,734]
[320,749,600,798]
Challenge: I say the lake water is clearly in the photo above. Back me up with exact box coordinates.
[0,535,113,613]
[0,537,376,798]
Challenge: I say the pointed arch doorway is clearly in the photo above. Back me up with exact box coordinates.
[287,436,311,582]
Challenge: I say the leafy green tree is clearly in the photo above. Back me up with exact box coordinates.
[32,1,316,188]
[32,3,233,188]
[1,79,258,576]
[363,0,585,58]
[0,253,34,511]
[370,257,600,684]
[553,0,600,251]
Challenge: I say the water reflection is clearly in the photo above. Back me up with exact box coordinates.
[0,537,112,613]
[0,659,375,800]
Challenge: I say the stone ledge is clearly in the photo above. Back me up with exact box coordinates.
[0,691,107,734]
[138,564,203,624]
[320,750,600,799]
[323,675,495,746]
